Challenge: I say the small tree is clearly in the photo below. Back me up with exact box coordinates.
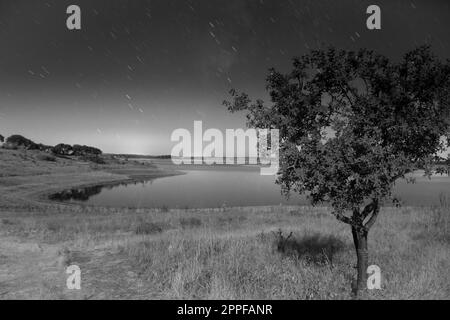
[0,134,4,143]
[225,46,450,295]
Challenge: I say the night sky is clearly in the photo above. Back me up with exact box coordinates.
[0,0,449,154]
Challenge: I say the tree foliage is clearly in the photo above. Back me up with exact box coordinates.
[52,143,102,156]
[52,143,74,155]
[72,144,102,156]
[6,135,37,149]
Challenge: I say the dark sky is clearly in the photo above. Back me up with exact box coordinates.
[0,0,449,154]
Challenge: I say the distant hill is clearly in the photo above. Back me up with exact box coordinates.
[0,134,174,163]
[4,135,52,152]
[1,134,105,164]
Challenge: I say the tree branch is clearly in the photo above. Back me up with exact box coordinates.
[361,77,371,96]
[391,169,413,183]
[361,198,378,220]
[333,211,365,232]
[364,199,380,231]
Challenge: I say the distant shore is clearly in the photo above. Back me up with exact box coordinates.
[0,147,183,208]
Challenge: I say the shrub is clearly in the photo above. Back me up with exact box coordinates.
[36,154,57,162]
[81,154,106,164]
[1,218,15,225]
[134,222,165,235]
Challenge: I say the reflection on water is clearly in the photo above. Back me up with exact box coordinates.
[49,169,450,209]
[50,170,306,208]
[49,185,104,201]
[50,179,156,202]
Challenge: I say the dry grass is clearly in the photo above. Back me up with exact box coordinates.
[1,204,448,300]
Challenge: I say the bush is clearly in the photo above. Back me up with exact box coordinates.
[36,154,57,162]
[1,218,15,225]
[81,154,106,164]
[134,222,165,235]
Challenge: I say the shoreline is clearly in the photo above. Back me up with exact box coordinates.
[33,167,450,211]
[31,168,186,208]
[1,148,448,211]
[37,173,438,212]
[0,148,185,210]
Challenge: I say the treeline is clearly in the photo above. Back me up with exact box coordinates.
[2,135,53,152]
[52,143,102,156]
[0,134,103,161]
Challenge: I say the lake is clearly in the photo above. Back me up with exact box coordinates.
[50,167,450,208]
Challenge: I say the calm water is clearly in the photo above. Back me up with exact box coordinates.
[50,168,450,208]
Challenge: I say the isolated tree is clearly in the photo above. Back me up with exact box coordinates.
[225,46,450,295]
[0,134,4,143]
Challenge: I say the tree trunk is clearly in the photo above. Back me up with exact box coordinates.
[351,226,368,296]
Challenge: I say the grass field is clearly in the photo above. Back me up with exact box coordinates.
[0,148,449,299]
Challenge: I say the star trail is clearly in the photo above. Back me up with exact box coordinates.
[0,0,449,154]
